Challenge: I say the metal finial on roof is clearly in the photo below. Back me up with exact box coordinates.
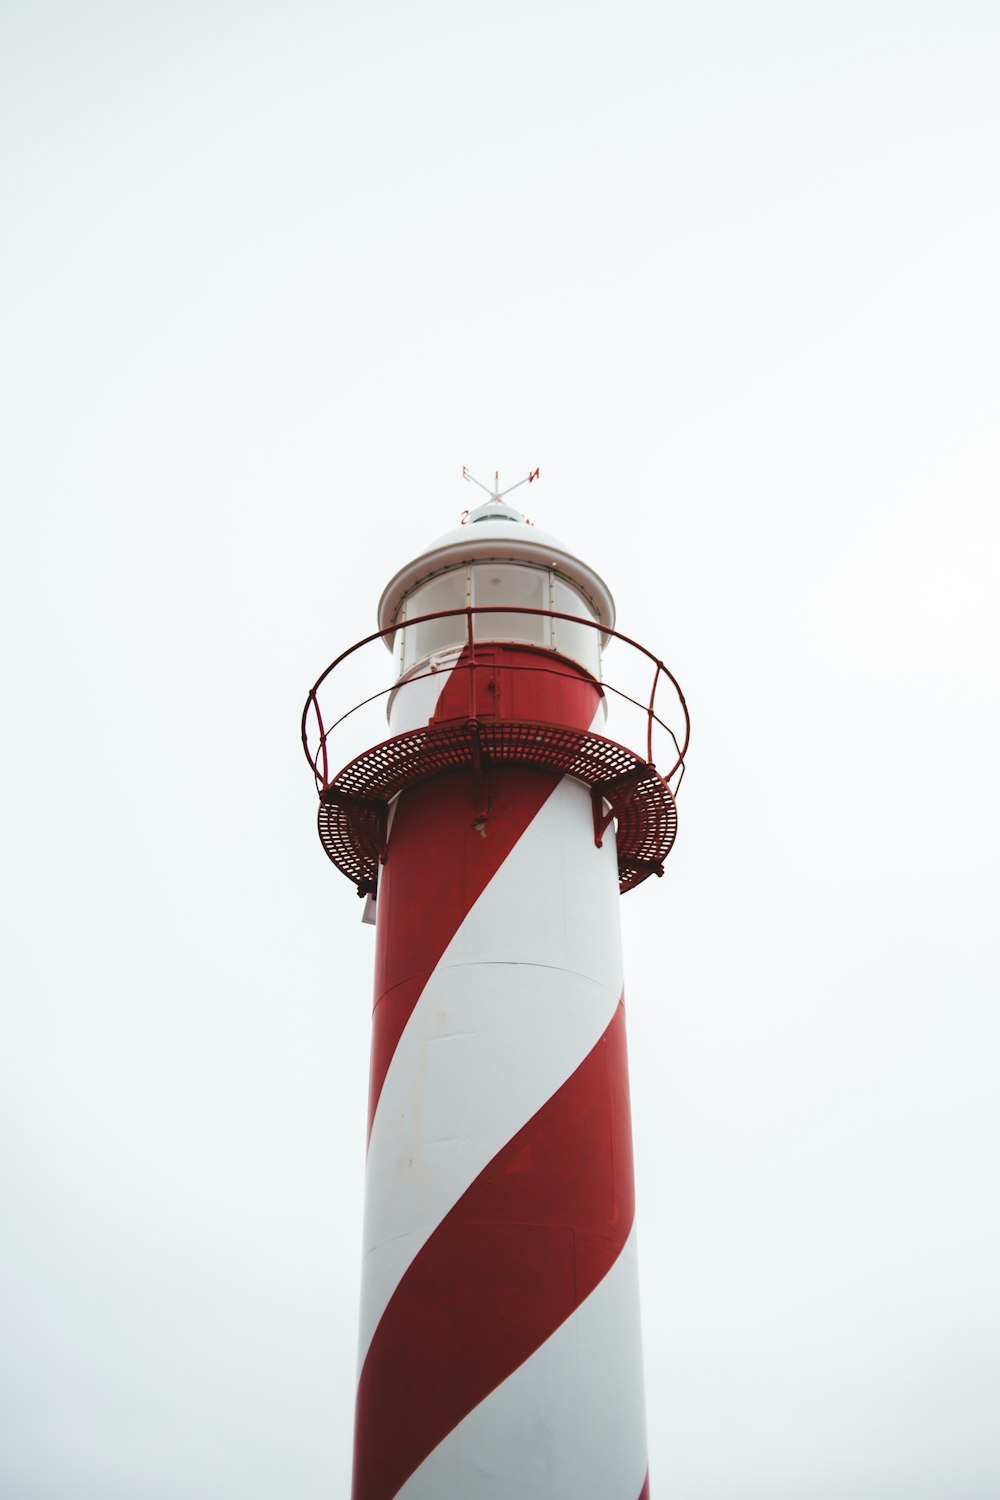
[461,465,540,525]
[462,464,539,500]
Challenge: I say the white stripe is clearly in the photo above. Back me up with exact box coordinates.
[396,1223,649,1500]
[359,774,623,1372]
[387,651,461,736]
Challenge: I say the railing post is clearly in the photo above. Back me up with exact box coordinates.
[466,606,476,720]
[307,691,330,790]
[647,663,662,766]
[320,696,330,788]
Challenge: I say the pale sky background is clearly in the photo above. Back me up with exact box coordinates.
[2,2,999,1497]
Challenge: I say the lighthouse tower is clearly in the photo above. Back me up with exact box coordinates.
[302,476,688,1500]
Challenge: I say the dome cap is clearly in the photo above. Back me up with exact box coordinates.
[378,494,615,640]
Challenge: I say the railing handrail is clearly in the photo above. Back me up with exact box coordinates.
[306,657,684,787]
[302,603,690,791]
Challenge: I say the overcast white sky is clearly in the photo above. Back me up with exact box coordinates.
[2,2,999,1496]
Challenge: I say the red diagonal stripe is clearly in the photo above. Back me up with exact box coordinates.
[369,645,602,1137]
[639,1469,651,1499]
[353,1001,635,1500]
[368,765,558,1137]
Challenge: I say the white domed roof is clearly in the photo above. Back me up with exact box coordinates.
[377,498,616,640]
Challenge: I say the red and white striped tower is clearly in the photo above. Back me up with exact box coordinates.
[302,476,688,1500]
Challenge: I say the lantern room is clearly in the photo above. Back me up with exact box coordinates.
[378,496,616,684]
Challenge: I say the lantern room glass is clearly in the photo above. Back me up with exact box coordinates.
[471,563,548,648]
[399,570,467,672]
[394,561,602,679]
[551,576,601,676]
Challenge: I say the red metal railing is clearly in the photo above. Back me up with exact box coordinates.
[302,605,689,795]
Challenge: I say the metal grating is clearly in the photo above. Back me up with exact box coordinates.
[316,719,677,897]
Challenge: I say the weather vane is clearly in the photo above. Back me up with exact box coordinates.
[462,465,540,501]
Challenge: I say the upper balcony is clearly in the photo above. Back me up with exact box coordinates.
[301,603,689,900]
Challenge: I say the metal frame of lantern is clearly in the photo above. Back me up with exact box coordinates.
[301,604,689,898]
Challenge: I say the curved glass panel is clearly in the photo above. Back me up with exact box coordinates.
[399,568,468,673]
[471,563,549,647]
[551,576,601,677]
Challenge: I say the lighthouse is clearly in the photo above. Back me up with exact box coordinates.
[302,474,688,1500]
